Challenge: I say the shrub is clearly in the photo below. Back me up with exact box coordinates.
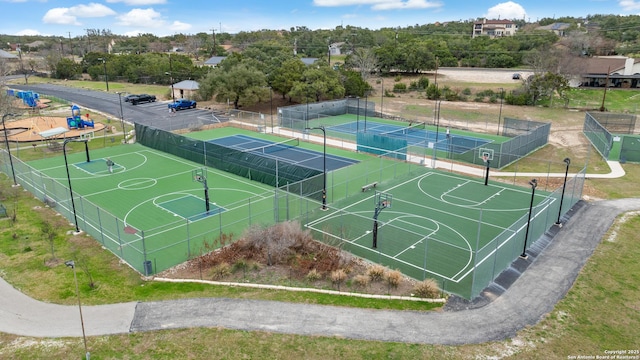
[462,87,472,96]
[393,83,407,93]
[367,265,386,282]
[330,269,347,289]
[413,278,440,298]
[352,274,370,289]
[417,76,429,90]
[385,269,403,289]
[394,75,402,82]
[305,269,322,282]
[209,262,231,280]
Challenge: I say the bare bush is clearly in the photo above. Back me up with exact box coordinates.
[305,269,322,282]
[209,262,231,280]
[385,270,403,289]
[367,265,386,282]
[240,221,315,265]
[413,278,440,298]
[353,274,370,289]
[330,269,347,290]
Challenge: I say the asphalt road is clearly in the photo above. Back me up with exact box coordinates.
[1,198,638,344]
[9,83,224,131]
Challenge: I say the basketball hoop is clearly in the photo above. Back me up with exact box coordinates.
[482,155,488,164]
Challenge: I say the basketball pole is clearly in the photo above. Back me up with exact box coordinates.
[484,157,490,186]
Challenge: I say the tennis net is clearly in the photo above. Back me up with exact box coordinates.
[381,122,426,137]
[241,138,300,155]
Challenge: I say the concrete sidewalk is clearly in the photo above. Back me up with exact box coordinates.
[1,198,638,344]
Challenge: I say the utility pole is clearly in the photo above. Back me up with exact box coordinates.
[210,28,217,56]
[68,32,73,60]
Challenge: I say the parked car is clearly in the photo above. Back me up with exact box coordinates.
[512,73,521,80]
[168,99,197,110]
[123,94,138,102]
[129,94,156,105]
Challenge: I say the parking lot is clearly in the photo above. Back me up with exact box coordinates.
[9,84,225,131]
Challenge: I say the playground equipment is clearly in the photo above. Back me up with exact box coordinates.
[67,104,95,129]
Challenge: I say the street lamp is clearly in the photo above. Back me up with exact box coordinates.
[65,260,89,360]
[497,88,504,135]
[97,58,108,92]
[520,178,538,259]
[1,113,19,187]
[116,92,126,144]
[555,158,571,226]
[305,126,327,210]
[63,139,90,234]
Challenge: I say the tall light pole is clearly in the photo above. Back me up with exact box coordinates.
[305,126,327,210]
[97,57,108,91]
[63,139,90,234]
[555,158,571,226]
[1,113,19,187]
[116,92,126,143]
[356,96,360,133]
[521,179,538,259]
[64,260,89,360]
[269,86,273,133]
[166,53,175,104]
[497,88,504,135]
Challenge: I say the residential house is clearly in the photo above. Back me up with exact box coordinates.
[472,19,518,38]
[580,56,640,88]
[536,23,571,37]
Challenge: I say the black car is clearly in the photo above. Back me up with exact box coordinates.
[512,73,521,80]
[129,94,157,105]
[123,94,138,102]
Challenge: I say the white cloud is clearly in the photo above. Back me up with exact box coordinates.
[484,1,526,20]
[42,3,116,25]
[43,8,80,25]
[314,0,442,10]
[169,21,191,32]
[116,8,192,33]
[16,29,41,36]
[116,8,163,27]
[619,0,640,11]
[106,0,167,5]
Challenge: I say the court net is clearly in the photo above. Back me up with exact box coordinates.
[241,138,300,155]
[381,122,426,137]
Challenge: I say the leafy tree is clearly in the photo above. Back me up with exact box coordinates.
[198,61,269,109]
[270,57,306,101]
[342,70,371,97]
[289,64,345,102]
[53,58,81,79]
[525,72,570,106]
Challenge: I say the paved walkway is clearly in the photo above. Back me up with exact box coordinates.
[1,198,638,344]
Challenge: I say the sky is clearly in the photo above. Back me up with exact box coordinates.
[0,0,637,37]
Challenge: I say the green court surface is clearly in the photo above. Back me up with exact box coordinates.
[305,169,553,298]
[25,142,277,272]
[289,113,509,145]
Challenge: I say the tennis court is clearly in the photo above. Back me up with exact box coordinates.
[305,169,563,298]
[208,134,358,171]
[327,120,491,153]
